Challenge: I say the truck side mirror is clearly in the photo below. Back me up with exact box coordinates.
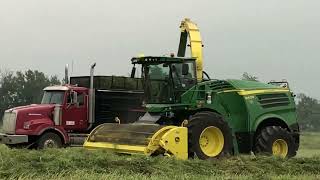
[68,91,78,104]
[72,91,78,105]
[67,91,78,109]
[131,66,136,78]
[182,64,189,75]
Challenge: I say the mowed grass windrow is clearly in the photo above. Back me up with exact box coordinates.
[0,132,319,179]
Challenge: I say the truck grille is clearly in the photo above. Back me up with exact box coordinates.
[2,111,17,134]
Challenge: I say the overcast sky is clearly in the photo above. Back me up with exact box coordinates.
[0,0,319,98]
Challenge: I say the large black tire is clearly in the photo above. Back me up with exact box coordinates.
[254,126,297,158]
[37,132,62,149]
[187,111,233,160]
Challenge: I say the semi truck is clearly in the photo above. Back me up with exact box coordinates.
[0,64,145,148]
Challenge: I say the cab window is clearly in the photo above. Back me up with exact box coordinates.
[67,91,84,106]
[78,93,84,106]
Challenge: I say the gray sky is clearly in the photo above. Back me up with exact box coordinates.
[1,0,319,98]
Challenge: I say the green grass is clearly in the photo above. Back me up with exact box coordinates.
[297,132,320,157]
[0,132,319,179]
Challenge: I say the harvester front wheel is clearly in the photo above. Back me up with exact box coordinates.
[188,111,233,159]
[255,126,296,158]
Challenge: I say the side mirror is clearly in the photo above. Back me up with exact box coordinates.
[72,91,78,104]
[67,91,78,109]
[182,64,189,75]
[130,66,136,78]
[69,91,78,104]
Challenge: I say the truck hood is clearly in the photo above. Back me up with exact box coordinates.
[8,104,56,115]
[3,104,57,134]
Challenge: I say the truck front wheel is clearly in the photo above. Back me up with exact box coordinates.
[37,132,62,149]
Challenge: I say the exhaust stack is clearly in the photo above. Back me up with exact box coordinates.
[65,64,69,84]
[88,63,96,126]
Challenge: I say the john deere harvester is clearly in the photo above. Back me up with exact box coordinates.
[84,19,300,159]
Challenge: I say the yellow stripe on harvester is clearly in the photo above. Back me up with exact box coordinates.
[237,89,289,96]
[218,89,289,95]
[84,142,147,153]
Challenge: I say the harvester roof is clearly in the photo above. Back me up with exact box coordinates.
[131,56,196,64]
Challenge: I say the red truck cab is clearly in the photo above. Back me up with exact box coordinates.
[0,85,90,148]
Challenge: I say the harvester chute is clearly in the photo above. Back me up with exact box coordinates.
[178,18,204,82]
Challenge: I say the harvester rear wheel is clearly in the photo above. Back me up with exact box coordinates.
[187,111,233,159]
[255,126,296,158]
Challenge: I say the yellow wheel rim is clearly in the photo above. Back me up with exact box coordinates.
[199,126,224,157]
[272,139,288,158]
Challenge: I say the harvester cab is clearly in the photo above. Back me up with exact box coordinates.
[130,56,197,104]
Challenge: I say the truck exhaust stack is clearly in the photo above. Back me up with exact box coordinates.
[65,64,69,84]
[88,63,96,129]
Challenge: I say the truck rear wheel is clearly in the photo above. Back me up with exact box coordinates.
[187,111,233,159]
[254,126,296,158]
[37,132,62,149]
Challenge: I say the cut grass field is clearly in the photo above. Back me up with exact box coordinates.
[0,132,319,180]
[297,132,320,158]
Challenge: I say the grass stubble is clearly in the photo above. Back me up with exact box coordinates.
[0,132,318,180]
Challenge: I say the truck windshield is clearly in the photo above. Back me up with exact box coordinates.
[41,91,65,104]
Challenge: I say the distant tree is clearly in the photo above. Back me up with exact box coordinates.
[0,70,18,116]
[0,70,61,118]
[51,76,61,85]
[296,93,320,131]
[242,72,259,81]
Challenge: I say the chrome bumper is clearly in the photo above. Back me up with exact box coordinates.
[0,133,28,144]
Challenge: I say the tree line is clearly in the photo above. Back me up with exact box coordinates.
[0,70,319,131]
[0,70,61,117]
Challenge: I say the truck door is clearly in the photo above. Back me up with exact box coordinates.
[62,91,88,131]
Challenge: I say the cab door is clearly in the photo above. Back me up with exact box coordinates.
[62,90,88,131]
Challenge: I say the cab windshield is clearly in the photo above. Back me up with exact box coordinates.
[144,61,196,104]
[41,91,65,104]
